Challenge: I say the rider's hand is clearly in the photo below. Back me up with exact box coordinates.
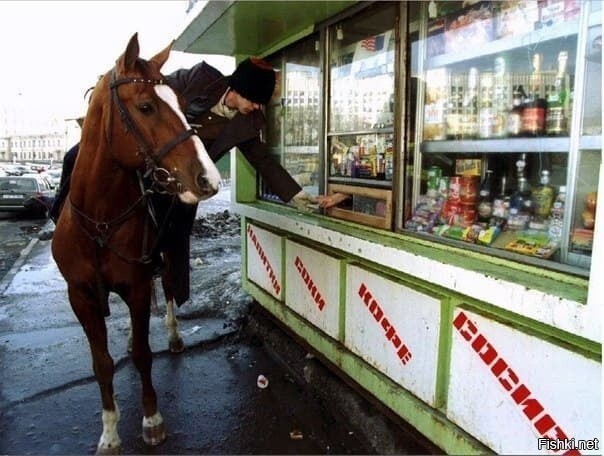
[317,192,351,209]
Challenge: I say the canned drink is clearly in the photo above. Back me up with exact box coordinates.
[460,203,477,226]
[427,166,442,191]
[442,200,461,225]
[460,176,479,204]
[449,176,461,202]
[438,176,450,199]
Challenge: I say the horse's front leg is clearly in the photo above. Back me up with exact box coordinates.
[165,298,185,353]
[68,287,121,454]
[127,290,166,447]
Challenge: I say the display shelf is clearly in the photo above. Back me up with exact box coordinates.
[421,137,572,154]
[425,18,580,70]
[328,176,392,188]
[327,127,395,137]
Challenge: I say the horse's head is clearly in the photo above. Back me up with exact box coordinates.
[96,33,221,203]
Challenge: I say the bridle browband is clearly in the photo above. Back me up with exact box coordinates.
[70,67,197,265]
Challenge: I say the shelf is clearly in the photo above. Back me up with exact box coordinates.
[426,19,580,70]
[421,137,572,154]
[580,135,602,150]
[327,128,394,137]
[328,176,392,188]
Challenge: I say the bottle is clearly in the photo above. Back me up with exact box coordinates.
[461,67,479,139]
[446,73,464,139]
[492,175,510,219]
[478,72,495,139]
[532,170,555,220]
[521,53,547,136]
[509,154,533,228]
[548,186,566,245]
[477,169,494,222]
[507,85,525,137]
[546,51,569,136]
[492,57,509,138]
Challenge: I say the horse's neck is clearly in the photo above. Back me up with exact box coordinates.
[70,142,142,219]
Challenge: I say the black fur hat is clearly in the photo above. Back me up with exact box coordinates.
[229,57,276,105]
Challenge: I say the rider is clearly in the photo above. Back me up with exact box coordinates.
[47,57,342,305]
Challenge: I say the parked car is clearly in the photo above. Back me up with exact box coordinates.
[45,168,62,189]
[0,175,55,217]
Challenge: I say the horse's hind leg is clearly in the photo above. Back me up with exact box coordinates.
[68,287,121,454]
[128,297,166,446]
[165,298,185,353]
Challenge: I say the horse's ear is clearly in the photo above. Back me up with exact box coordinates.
[150,40,174,70]
[118,33,140,72]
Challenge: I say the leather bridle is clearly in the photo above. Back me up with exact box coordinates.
[70,68,197,264]
[108,69,197,194]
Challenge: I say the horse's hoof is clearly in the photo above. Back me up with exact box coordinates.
[143,420,166,446]
[169,337,185,354]
[96,443,121,455]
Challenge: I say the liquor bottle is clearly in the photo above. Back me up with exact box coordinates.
[532,170,555,220]
[492,174,510,219]
[509,154,533,229]
[546,51,569,136]
[461,67,479,139]
[548,186,566,245]
[477,169,494,223]
[446,73,464,139]
[506,85,525,137]
[492,56,509,138]
[478,72,495,139]
[521,53,547,136]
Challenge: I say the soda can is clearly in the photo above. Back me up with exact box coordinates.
[438,176,450,199]
[426,166,442,191]
[449,176,461,202]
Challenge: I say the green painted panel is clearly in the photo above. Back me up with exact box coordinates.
[175,0,356,56]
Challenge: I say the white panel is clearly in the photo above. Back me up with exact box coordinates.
[345,265,441,406]
[448,309,601,455]
[246,223,283,300]
[285,240,341,339]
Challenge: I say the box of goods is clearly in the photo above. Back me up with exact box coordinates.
[495,0,539,39]
[445,1,494,54]
[537,0,580,27]
[570,228,594,253]
[504,230,557,258]
[455,159,481,176]
[427,18,446,58]
[406,196,444,232]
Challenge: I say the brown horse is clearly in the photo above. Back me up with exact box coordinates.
[51,33,221,453]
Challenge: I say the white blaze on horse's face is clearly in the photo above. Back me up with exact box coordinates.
[154,84,221,203]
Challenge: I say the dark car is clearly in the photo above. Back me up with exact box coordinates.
[0,175,55,217]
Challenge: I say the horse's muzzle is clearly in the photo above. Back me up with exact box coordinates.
[196,172,220,199]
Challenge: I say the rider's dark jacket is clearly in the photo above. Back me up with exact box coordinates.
[53,62,302,306]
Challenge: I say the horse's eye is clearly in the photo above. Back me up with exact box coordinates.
[138,102,155,115]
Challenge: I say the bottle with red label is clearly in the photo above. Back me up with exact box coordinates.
[521,53,547,136]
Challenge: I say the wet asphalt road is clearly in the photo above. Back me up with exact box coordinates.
[0,191,382,455]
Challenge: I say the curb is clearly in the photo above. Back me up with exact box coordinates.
[0,218,52,295]
[0,236,39,295]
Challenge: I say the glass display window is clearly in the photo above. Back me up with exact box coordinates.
[405,0,601,273]
[261,35,322,201]
[328,3,396,139]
